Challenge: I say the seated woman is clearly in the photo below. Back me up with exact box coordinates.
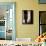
[35,34,44,42]
[35,32,46,42]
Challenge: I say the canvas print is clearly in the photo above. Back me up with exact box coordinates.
[39,11,46,35]
[0,2,16,40]
[22,10,33,24]
[39,0,46,4]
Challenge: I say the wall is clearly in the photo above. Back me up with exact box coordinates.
[0,0,45,41]
[16,0,39,40]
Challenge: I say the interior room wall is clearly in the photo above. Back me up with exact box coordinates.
[0,0,45,41]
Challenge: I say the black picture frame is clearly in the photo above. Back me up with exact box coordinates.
[39,11,46,35]
[22,10,33,24]
[39,0,46,4]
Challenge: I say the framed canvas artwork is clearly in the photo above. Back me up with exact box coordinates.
[22,10,33,24]
[39,0,46,4]
[0,2,16,40]
[39,11,46,35]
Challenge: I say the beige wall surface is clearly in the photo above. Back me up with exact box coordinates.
[0,0,46,41]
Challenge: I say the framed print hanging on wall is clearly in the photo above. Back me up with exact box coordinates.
[39,0,46,4]
[0,2,16,40]
[22,10,33,24]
